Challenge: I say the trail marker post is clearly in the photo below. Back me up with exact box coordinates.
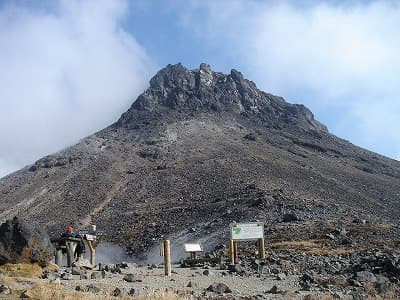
[80,224,101,265]
[160,240,171,276]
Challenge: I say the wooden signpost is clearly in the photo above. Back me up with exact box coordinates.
[229,222,265,263]
[79,224,101,265]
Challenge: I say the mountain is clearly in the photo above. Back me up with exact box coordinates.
[1,63,399,256]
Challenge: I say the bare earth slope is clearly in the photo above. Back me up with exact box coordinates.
[1,63,399,256]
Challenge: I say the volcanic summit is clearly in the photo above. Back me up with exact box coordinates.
[0,63,399,256]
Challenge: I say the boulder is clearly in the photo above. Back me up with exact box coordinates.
[207,283,232,293]
[356,271,377,283]
[72,258,93,270]
[228,263,244,274]
[123,274,137,282]
[0,217,54,266]
[281,213,299,222]
[267,285,283,294]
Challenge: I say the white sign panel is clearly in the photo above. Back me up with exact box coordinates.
[184,243,203,252]
[230,223,264,240]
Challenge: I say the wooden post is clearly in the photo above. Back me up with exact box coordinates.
[160,243,164,256]
[163,240,171,276]
[55,248,63,267]
[87,240,96,265]
[229,239,235,264]
[258,238,265,259]
[87,224,97,265]
[234,240,238,264]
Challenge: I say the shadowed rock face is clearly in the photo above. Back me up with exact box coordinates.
[0,63,399,256]
[0,217,53,266]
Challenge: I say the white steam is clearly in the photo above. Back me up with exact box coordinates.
[95,242,130,264]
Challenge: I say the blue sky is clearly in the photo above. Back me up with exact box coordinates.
[1,0,400,178]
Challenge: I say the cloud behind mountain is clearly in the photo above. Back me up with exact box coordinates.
[0,0,155,177]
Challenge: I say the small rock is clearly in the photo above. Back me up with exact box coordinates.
[20,290,33,299]
[267,285,283,294]
[334,227,347,236]
[219,263,227,270]
[207,283,232,294]
[348,278,362,287]
[276,273,286,280]
[61,273,74,280]
[187,281,198,288]
[300,280,311,291]
[128,288,136,296]
[51,278,61,284]
[356,271,377,283]
[85,284,101,294]
[123,274,135,282]
[73,258,93,270]
[203,270,212,276]
[375,275,389,284]
[90,272,102,279]
[113,288,122,297]
[72,267,85,276]
[80,274,88,280]
[326,233,335,240]
[228,264,244,274]
[302,272,315,283]
[43,272,59,281]
[0,285,11,295]
[243,133,256,141]
[282,213,299,222]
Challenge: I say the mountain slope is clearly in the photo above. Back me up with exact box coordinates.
[1,63,399,255]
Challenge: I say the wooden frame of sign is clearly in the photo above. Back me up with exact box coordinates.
[229,222,265,263]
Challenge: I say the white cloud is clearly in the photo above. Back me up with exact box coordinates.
[182,0,400,160]
[0,0,156,178]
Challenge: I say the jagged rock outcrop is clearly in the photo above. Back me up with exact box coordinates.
[0,217,54,266]
[118,63,327,132]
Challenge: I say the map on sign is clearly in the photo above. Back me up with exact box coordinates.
[230,223,264,240]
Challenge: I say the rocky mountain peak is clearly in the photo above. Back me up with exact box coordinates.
[119,63,327,132]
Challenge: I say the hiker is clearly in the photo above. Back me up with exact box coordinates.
[62,225,75,237]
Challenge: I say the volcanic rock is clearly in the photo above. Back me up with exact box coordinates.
[207,283,232,293]
[0,217,53,266]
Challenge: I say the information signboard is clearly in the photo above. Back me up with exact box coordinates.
[230,222,264,240]
[184,243,203,253]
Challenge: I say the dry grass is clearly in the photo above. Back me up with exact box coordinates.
[0,262,43,278]
[269,239,352,255]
